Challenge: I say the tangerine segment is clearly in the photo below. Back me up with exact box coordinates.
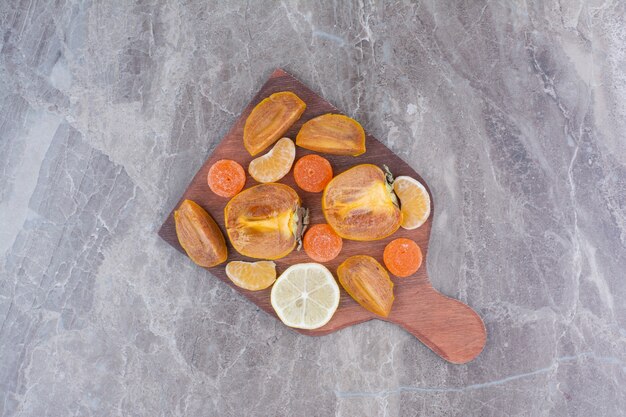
[296,114,366,156]
[383,238,422,277]
[207,159,246,198]
[337,255,394,317]
[225,261,276,291]
[244,91,306,156]
[174,199,227,267]
[393,176,431,230]
[248,137,296,183]
[303,224,343,262]
[224,183,302,260]
[294,154,333,193]
[322,164,402,241]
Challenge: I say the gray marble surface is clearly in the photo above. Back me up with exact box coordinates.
[1,0,625,416]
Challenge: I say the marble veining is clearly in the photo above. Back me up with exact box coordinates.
[1,1,625,416]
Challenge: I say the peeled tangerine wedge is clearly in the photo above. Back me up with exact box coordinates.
[226,261,276,291]
[337,255,394,317]
[225,183,305,260]
[296,114,366,156]
[271,263,340,329]
[393,176,431,229]
[248,137,295,183]
[175,200,227,267]
[322,164,401,241]
[244,91,306,156]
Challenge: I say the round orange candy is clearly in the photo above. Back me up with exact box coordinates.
[207,159,246,198]
[383,238,422,277]
[294,154,333,193]
[303,224,343,262]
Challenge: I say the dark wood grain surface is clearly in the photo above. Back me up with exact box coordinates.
[158,69,486,364]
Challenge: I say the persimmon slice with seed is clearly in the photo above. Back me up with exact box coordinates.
[224,183,304,260]
[322,164,401,241]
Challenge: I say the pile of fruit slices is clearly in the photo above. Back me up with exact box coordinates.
[174,91,431,330]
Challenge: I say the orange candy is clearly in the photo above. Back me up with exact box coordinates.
[383,238,422,277]
[303,224,343,262]
[207,159,246,198]
[293,154,333,193]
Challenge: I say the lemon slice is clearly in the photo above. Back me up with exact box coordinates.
[248,137,295,183]
[393,176,431,229]
[270,263,340,329]
[225,261,276,291]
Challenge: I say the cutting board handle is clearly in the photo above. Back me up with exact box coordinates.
[393,285,487,364]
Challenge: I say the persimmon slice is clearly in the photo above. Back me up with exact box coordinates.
[174,199,227,267]
[296,114,365,156]
[244,91,306,156]
[337,255,394,317]
[224,183,303,260]
[322,164,401,241]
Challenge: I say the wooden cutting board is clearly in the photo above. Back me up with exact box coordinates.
[159,68,486,364]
